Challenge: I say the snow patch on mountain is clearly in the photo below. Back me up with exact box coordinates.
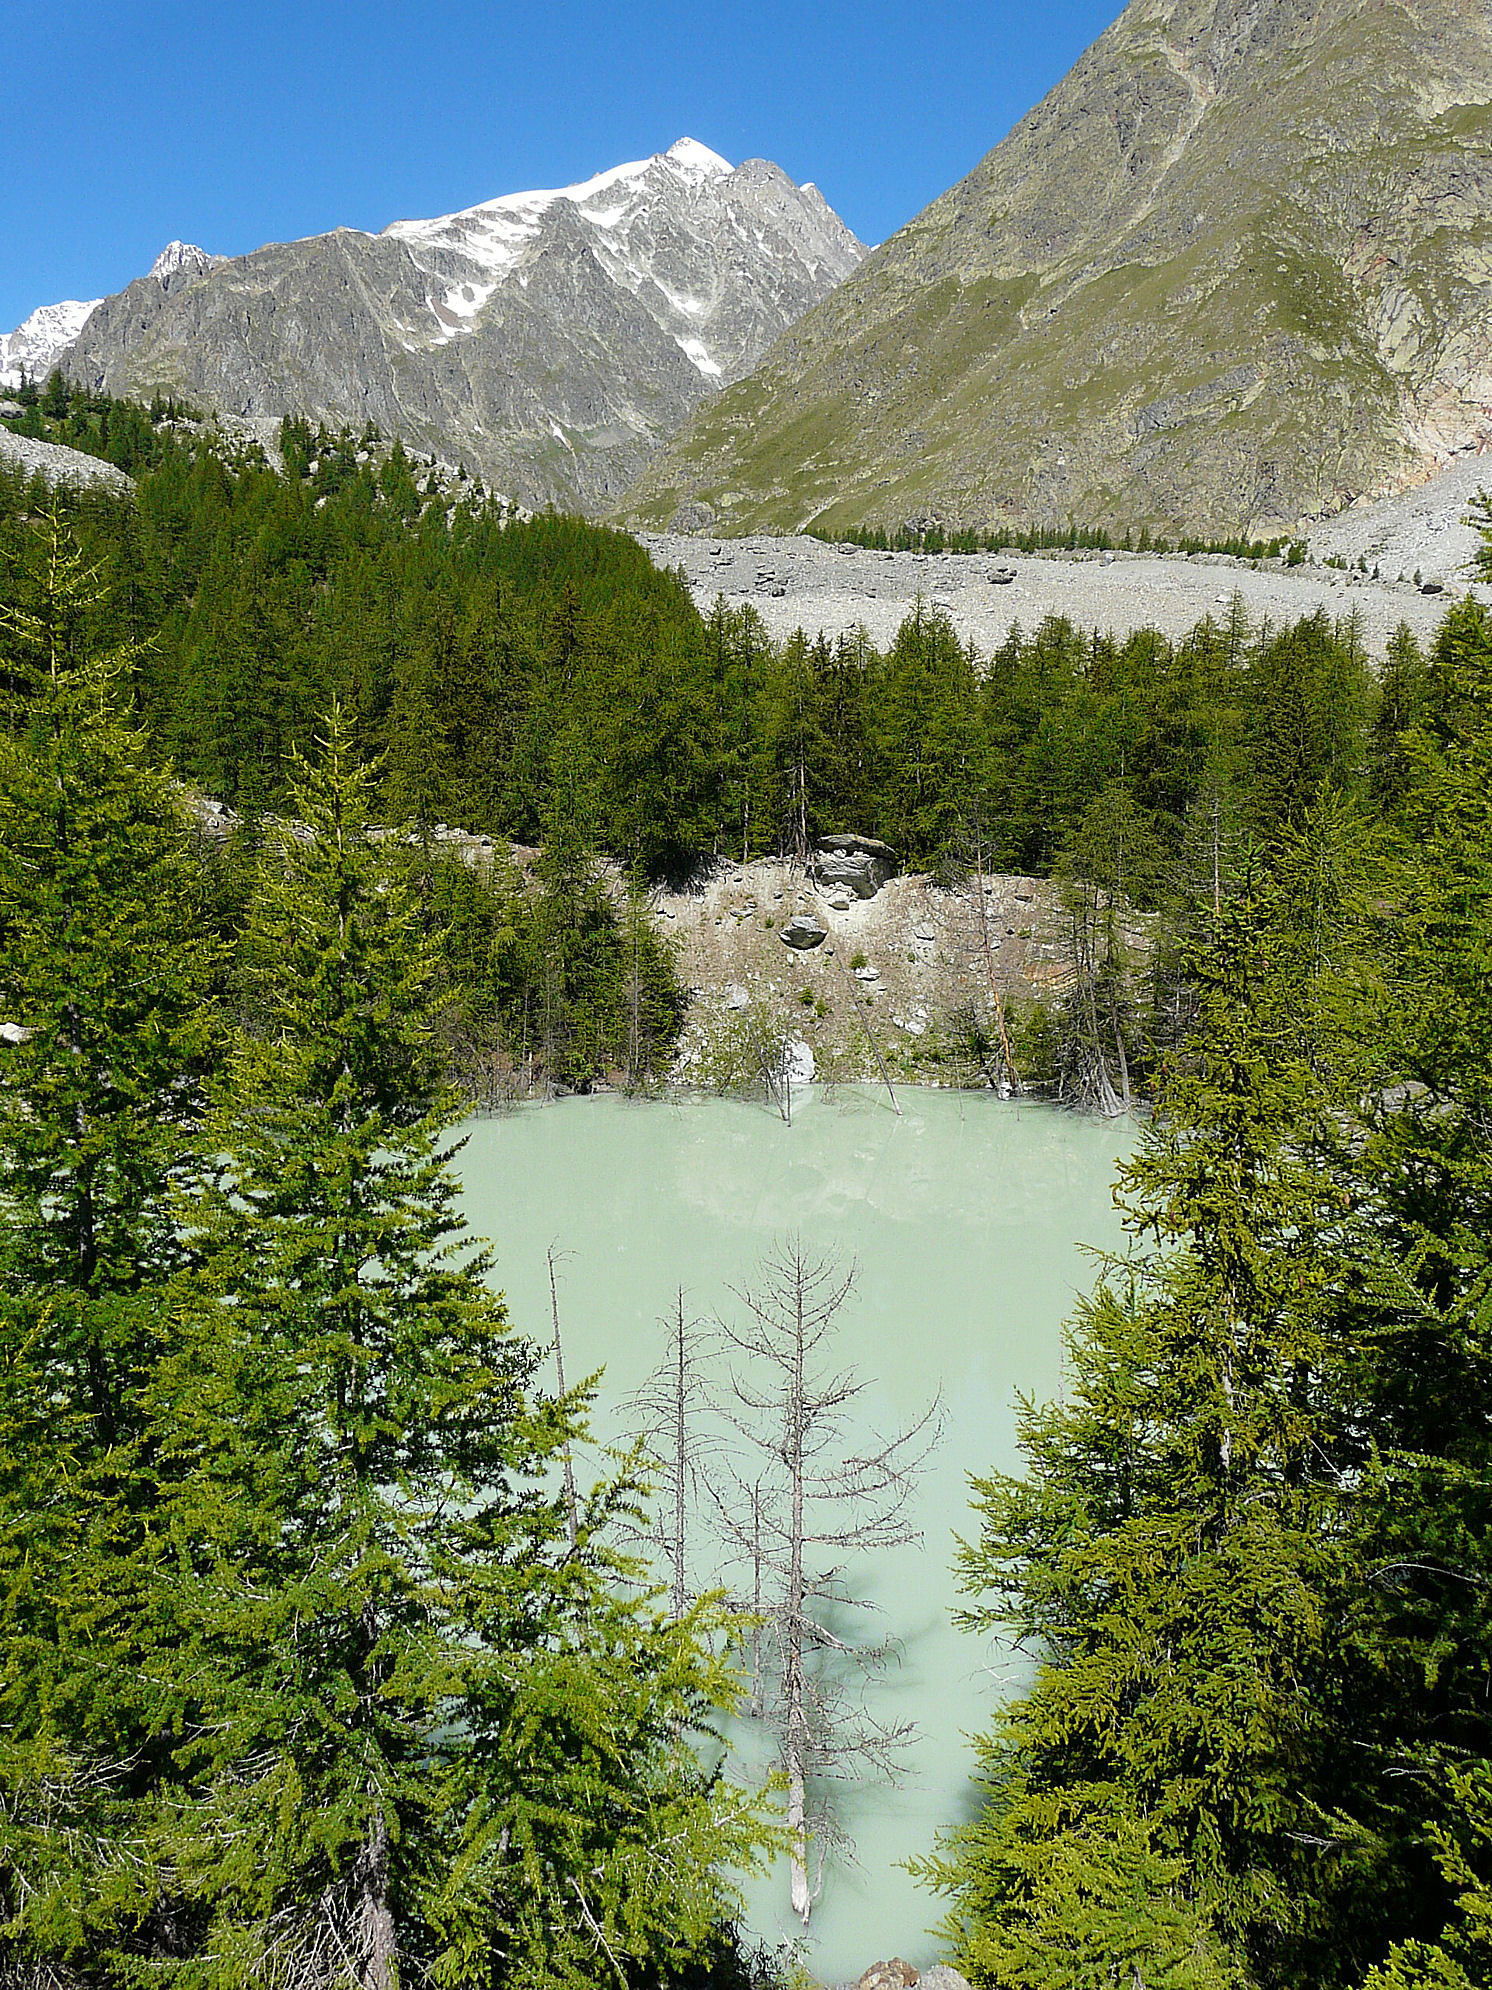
[675,336,723,379]
[377,137,847,385]
[384,137,733,265]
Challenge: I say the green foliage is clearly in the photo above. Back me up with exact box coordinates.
[1361,1771,1492,1990]
[0,515,218,1958]
[0,690,772,1982]
[803,519,1286,562]
[146,711,763,1981]
[1,371,203,474]
[924,1782,1244,1990]
[1245,610,1371,834]
[1466,488,1491,580]
[1332,597,1492,1977]
[924,879,1379,1986]
[0,397,1378,887]
[934,606,1492,1988]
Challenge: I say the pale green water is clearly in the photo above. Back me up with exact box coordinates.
[457,1086,1133,1981]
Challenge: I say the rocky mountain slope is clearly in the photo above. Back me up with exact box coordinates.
[622,0,1492,541]
[57,141,864,513]
[1,245,221,391]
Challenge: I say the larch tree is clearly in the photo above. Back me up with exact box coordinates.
[151,705,771,1987]
[0,512,216,1961]
[1340,596,1492,1985]
[920,883,1374,1990]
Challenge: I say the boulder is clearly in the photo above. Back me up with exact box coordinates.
[669,499,716,535]
[856,1962,920,1990]
[917,1969,974,1990]
[780,912,828,949]
[987,564,1017,584]
[819,832,896,862]
[812,832,896,898]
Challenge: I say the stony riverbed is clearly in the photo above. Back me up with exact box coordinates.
[639,453,1492,657]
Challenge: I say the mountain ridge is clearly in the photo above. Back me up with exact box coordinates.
[55,142,865,513]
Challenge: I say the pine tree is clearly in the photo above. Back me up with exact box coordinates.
[1337,597,1492,1979]
[1245,612,1370,835]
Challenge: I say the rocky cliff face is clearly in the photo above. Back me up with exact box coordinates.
[622,0,1492,539]
[1,245,220,391]
[59,141,864,513]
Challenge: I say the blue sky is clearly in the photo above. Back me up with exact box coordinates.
[1,1,1119,332]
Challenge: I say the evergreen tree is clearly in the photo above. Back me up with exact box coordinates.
[152,707,767,1984]
[872,603,979,866]
[921,885,1371,1989]
[1338,597,1492,1978]
[1245,612,1370,835]
[0,513,216,1961]
[1368,624,1427,816]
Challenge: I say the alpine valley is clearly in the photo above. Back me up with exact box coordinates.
[34,140,864,513]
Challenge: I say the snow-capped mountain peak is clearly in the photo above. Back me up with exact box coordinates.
[0,297,102,390]
[55,144,865,515]
[375,136,853,387]
[382,138,735,271]
[148,241,221,284]
[663,136,734,180]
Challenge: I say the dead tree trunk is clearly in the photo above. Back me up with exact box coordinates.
[713,1241,940,1927]
[625,1290,719,1623]
[356,1813,396,1990]
[972,843,1019,1092]
[548,1243,579,1552]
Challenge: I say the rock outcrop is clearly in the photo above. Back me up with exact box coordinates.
[813,833,897,899]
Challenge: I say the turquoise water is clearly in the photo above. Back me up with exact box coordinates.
[457,1086,1133,1980]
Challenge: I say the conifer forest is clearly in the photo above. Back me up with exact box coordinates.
[1,385,1491,1988]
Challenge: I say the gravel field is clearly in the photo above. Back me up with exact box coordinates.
[640,455,1492,659]
[0,429,135,494]
[1308,452,1492,587]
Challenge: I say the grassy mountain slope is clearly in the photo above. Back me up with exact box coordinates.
[621,0,1492,539]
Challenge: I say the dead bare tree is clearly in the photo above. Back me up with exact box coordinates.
[547,1242,579,1552]
[1051,878,1131,1116]
[948,810,1020,1094]
[711,1241,940,1928]
[623,1288,722,1621]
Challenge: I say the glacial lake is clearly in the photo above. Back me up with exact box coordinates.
[458,1086,1134,1981]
